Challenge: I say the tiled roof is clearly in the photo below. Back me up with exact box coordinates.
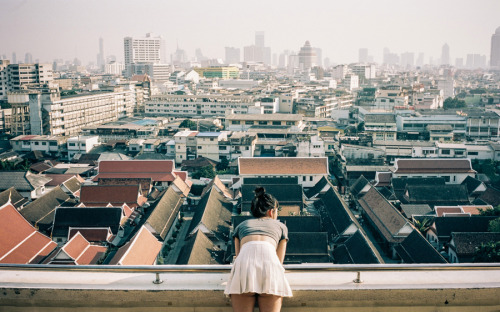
[461,205,492,215]
[177,230,222,265]
[435,206,465,217]
[97,177,152,196]
[451,232,500,256]
[349,175,371,198]
[171,176,191,197]
[109,226,162,265]
[19,186,75,231]
[393,159,475,174]
[364,114,396,124]
[0,202,57,264]
[188,188,232,240]
[474,187,500,206]
[68,228,113,243]
[44,174,84,187]
[93,160,176,182]
[305,176,329,198]
[461,176,484,195]
[145,186,183,240]
[314,187,355,237]
[358,188,409,243]
[238,157,328,175]
[400,204,433,218]
[52,207,122,238]
[333,230,382,264]
[395,230,447,264]
[285,232,330,263]
[0,187,28,209]
[80,185,145,208]
[433,216,497,239]
[59,232,107,265]
[405,185,470,206]
[201,176,233,199]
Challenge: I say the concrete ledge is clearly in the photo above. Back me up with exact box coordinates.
[0,266,499,311]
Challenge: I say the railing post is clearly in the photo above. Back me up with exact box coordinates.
[353,271,363,283]
[153,272,163,284]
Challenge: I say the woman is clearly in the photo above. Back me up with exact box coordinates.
[225,187,292,312]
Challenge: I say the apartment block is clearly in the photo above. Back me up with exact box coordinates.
[146,94,255,118]
[0,61,53,101]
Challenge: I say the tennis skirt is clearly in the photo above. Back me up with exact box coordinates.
[224,241,292,297]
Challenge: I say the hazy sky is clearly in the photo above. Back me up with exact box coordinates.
[1,0,499,65]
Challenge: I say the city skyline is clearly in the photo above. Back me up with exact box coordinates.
[1,0,499,66]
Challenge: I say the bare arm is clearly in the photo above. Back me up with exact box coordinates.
[276,239,287,264]
[234,237,241,258]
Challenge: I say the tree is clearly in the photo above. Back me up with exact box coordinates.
[479,205,500,217]
[216,158,229,171]
[414,218,433,235]
[488,218,500,232]
[473,241,500,262]
[179,119,197,130]
[192,165,216,179]
[443,97,466,110]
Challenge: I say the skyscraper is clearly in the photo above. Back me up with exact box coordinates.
[97,37,105,69]
[491,26,500,68]
[359,48,368,63]
[298,41,316,70]
[441,43,450,65]
[225,47,240,64]
[255,31,265,48]
[24,53,33,64]
[11,52,17,64]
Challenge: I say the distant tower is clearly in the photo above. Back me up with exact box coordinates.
[441,43,450,65]
[11,52,17,64]
[24,53,33,64]
[255,31,265,48]
[225,47,240,64]
[97,37,105,68]
[491,26,500,68]
[298,41,316,70]
[359,48,368,63]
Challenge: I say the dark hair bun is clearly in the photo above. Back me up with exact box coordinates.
[254,186,266,198]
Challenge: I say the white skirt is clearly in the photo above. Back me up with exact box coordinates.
[224,241,293,297]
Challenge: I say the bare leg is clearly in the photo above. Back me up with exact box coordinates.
[230,293,256,312]
[257,294,283,312]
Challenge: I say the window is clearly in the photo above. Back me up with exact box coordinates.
[34,142,39,145]
[198,146,202,150]
[42,142,47,145]
[302,176,306,181]
[259,121,268,125]
[272,121,281,125]
[245,121,253,125]
[468,151,478,156]
[49,142,57,146]
[443,176,450,182]
[69,143,76,147]
[310,176,313,181]
[178,146,181,149]
[441,149,450,155]
[231,120,240,125]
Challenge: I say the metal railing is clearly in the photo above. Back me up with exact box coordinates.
[1,263,499,285]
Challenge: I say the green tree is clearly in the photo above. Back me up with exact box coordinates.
[192,165,216,179]
[443,97,467,110]
[179,119,197,130]
[488,218,500,232]
[216,158,229,171]
[473,241,500,262]
[479,205,500,217]
[414,218,433,235]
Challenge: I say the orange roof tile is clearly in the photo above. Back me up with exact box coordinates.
[238,157,328,175]
[80,185,143,208]
[62,232,89,260]
[111,227,162,265]
[76,245,107,265]
[0,202,56,264]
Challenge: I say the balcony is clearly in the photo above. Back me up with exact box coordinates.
[1,264,499,311]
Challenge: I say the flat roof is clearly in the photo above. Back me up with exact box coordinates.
[226,113,303,121]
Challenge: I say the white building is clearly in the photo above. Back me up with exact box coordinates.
[297,135,325,157]
[437,78,455,99]
[342,75,359,91]
[391,158,476,184]
[219,79,260,89]
[123,33,166,77]
[105,62,125,76]
[0,61,53,101]
[196,132,229,162]
[10,135,67,156]
[67,136,99,160]
[146,94,255,118]
[174,130,198,164]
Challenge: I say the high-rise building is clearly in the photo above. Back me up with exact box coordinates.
[24,53,33,64]
[416,53,424,67]
[255,31,265,48]
[400,52,415,68]
[123,33,165,77]
[11,52,17,64]
[97,37,105,70]
[298,41,316,70]
[441,43,450,65]
[243,32,271,65]
[225,47,240,64]
[359,48,368,63]
[491,26,500,69]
